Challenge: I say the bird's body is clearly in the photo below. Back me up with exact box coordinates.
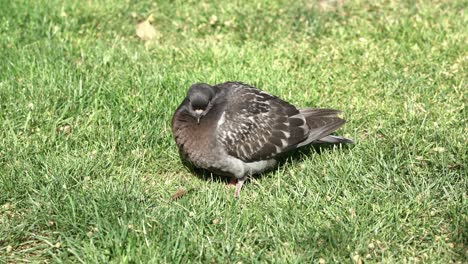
[171,82,352,197]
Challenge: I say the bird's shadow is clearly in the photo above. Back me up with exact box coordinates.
[181,142,354,185]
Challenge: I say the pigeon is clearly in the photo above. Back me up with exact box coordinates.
[171,82,352,198]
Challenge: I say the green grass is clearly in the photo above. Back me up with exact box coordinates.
[0,0,466,262]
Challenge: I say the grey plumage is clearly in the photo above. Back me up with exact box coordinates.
[171,82,352,197]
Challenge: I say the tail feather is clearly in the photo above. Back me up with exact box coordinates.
[296,108,352,147]
[315,135,354,144]
[299,108,341,117]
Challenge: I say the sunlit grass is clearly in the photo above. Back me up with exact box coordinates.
[0,0,466,262]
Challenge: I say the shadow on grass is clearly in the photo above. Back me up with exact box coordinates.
[179,142,354,186]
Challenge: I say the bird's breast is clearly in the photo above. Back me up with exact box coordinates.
[173,117,220,168]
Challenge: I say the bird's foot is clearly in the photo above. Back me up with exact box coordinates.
[233,178,245,198]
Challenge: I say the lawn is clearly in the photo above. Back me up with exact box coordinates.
[0,0,466,262]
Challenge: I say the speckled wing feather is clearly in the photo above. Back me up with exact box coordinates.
[216,83,310,162]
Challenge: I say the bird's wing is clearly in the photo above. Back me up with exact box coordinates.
[215,83,310,162]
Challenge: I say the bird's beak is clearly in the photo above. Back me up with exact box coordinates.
[194,109,203,124]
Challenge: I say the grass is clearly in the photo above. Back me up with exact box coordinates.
[0,0,466,262]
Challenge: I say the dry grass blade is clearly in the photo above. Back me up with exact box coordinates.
[136,15,157,41]
[170,188,187,200]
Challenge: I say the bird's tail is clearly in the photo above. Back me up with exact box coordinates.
[314,135,354,144]
[296,108,353,147]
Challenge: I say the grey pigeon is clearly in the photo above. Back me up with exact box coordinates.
[171,82,352,198]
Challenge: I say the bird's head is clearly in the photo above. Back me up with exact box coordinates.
[186,83,216,124]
